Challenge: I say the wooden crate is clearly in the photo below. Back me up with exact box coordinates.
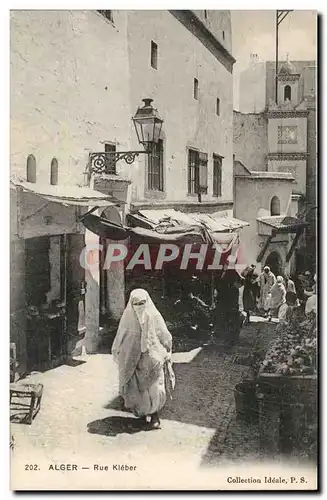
[257,370,317,404]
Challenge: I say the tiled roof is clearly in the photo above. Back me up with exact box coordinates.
[257,215,307,231]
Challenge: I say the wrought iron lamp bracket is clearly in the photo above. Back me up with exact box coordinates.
[89,151,148,174]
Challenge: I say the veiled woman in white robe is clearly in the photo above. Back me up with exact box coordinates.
[112,289,175,429]
[259,266,276,312]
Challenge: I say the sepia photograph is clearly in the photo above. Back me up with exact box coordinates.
[9,7,318,491]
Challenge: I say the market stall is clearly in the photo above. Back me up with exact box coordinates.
[256,311,317,456]
[81,207,249,339]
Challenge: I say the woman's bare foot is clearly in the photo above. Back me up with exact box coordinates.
[149,412,161,430]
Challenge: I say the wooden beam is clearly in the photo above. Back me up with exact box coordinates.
[286,230,303,262]
[257,235,273,263]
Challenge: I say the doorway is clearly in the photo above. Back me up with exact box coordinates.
[24,234,86,371]
[264,251,283,277]
[25,236,66,371]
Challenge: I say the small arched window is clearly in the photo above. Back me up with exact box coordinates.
[270,196,281,216]
[284,85,291,101]
[50,158,58,185]
[26,155,36,183]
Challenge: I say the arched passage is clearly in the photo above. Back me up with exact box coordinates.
[270,196,281,216]
[265,251,283,277]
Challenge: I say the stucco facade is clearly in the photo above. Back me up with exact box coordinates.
[267,117,307,154]
[11,10,237,366]
[238,56,266,113]
[192,10,232,53]
[11,10,132,187]
[10,10,134,366]
[238,59,316,206]
[235,57,317,270]
[234,163,296,274]
[126,10,235,210]
[233,111,268,171]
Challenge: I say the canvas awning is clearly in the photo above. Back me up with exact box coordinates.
[11,180,119,207]
[81,213,128,240]
[127,224,210,244]
[128,209,249,233]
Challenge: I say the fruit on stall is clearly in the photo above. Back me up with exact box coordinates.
[261,311,317,376]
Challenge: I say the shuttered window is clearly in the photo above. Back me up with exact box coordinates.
[188,149,199,194]
[148,139,164,191]
[188,149,208,194]
[213,154,222,197]
[199,152,208,194]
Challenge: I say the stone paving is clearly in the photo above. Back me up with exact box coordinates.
[10,317,279,489]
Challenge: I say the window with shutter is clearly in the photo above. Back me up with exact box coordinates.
[188,149,199,194]
[147,139,164,191]
[188,149,208,194]
[199,152,208,194]
[213,154,222,197]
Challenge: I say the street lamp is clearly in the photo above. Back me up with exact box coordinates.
[133,98,163,153]
[88,98,164,175]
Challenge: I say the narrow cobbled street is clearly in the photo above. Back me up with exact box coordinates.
[11,318,312,490]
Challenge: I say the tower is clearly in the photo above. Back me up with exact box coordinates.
[266,59,308,208]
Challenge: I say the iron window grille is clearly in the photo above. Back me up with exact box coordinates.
[188,149,199,194]
[147,139,164,191]
[213,154,222,197]
[104,143,117,174]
